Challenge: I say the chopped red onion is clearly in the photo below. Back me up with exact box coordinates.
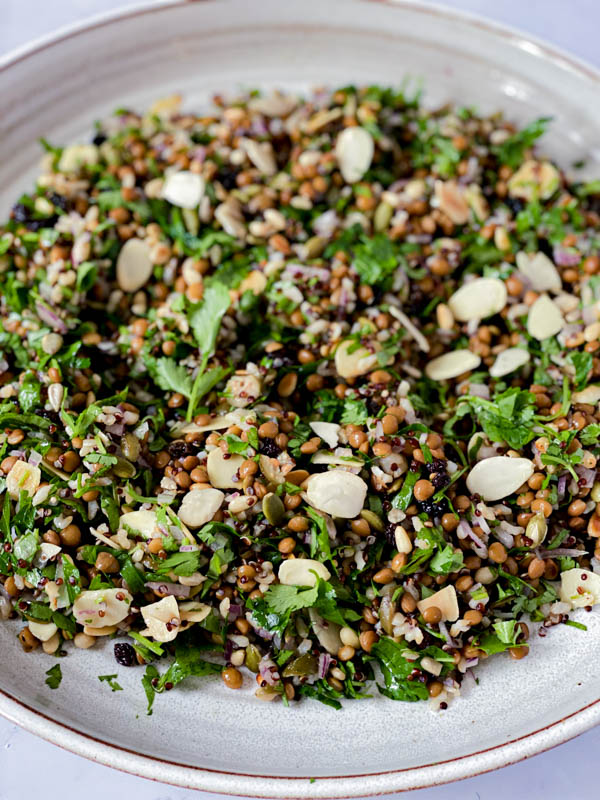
[539,548,586,559]
[553,246,581,267]
[575,466,596,488]
[179,544,199,552]
[438,621,457,647]
[35,302,67,333]
[28,451,42,467]
[258,657,280,686]
[493,527,514,549]
[9,450,25,459]
[557,475,568,499]
[317,652,332,679]
[468,383,490,400]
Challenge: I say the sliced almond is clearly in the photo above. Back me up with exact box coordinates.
[527,294,564,340]
[489,347,530,378]
[308,608,342,654]
[206,448,244,489]
[425,350,481,381]
[141,595,180,643]
[116,238,153,293]
[73,588,132,627]
[311,451,365,468]
[335,127,374,184]
[306,469,367,518]
[573,385,600,405]
[434,180,469,225]
[417,585,459,622]
[225,373,262,408]
[240,138,277,176]
[560,568,600,609]
[83,624,118,637]
[334,340,381,379]
[394,525,413,554]
[162,171,205,209]
[28,621,58,642]
[516,251,562,293]
[215,198,246,239]
[6,460,41,500]
[466,456,534,501]
[171,410,256,437]
[120,509,158,539]
[309,422,340,448]
[229,495,257,514]
[248,93,297,117]
[388,306,430,352]
[179,601,211,623]
[448,277,507,322]
[178,488,224,528]
[58,144,99,173]
[508,160,559,201]
[278,558,331,587]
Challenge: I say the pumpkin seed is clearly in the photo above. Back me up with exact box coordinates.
[278,558,331,587]
[162,170,205,208]
[448,277,507,321]
[306,469,367,518]
[417,585,459,622]
[121,432,141,462]
[282,653,318,677]
[335,126,374,183]
[516,251,561,293]
[245,644,262,672]
[489,347,530,378]
[116,238,153,293]
[262,492,286,526]
[466,456,534,501]
[425,349,481,381]
[206,448,244,489]
[113,457,136,478]
[179,488,224,528]
[508,160,559,201]
[303,235,327,259]
[525,514,547,547]
[527,294,564,340]
[560,568,600,609]
[359,509,385,532]
[374,201,393,232]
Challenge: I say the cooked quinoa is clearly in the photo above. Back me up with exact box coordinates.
[1,85,600,710]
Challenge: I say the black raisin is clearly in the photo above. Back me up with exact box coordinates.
[259,439,281,458]
[417,498,448,517]
[218,167,239,190]
[92,132,107,146]
[114,642,136,667]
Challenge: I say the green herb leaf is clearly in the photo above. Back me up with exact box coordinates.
[492,117,552,168]
[45,663,62,690]
[371,637,429,702]
[98,674,123,692]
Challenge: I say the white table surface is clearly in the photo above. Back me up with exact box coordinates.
[1,1,599,798]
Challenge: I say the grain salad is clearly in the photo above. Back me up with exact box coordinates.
[1,85,600,711]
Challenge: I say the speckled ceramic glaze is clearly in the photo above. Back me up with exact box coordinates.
[1,1,600,795]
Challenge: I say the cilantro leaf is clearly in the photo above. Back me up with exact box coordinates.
[580,424,600,447]
[340,398,369,425]
[492,117,552,168]
[147,357,193,398]
[371,637,429,702]
[429,544,464,575]
[189,281,230,363]
[98,674,123,692]
[45,664,62,690]
[352,234,398,287]
[392,470,419,511]
[18,373,41,413]
[568,351,593,390]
